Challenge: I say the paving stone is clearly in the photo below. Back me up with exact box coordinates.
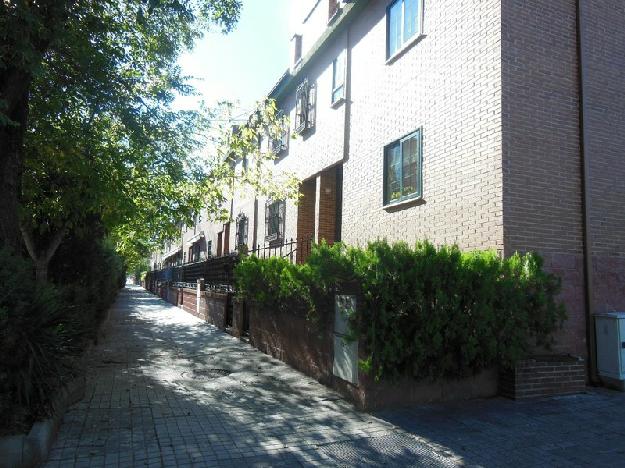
[43,286,625,467]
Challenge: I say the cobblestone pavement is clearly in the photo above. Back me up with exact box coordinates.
[45,286,625,467]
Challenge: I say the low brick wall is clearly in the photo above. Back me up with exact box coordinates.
[499,355,586,399]
[247,301,498,410]
[204,290,230,330]
[180,287,200,319]
[249,303,334,384]
[229,297,245,338]
[166,286,180,307]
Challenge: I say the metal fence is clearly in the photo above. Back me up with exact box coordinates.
[248,236,313,264]
[146,237,314,293]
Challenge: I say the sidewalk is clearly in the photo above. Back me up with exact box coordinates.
[44,286,625,467]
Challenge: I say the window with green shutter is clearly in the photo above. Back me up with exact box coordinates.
[384,129,422,205]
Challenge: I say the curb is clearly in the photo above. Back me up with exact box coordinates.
[0,296,115,468]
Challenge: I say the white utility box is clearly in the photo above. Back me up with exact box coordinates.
[333,295,358,385]
[595,311,625,390]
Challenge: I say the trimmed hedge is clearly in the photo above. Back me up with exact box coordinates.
[236,241,566,381]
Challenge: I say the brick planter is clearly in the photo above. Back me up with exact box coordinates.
[499,355,586,399]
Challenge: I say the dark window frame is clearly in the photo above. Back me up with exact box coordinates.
[383,128,423,206]
[270,113,290,154]
[265,200,286,244]
[295,79,316,134]
[235,213,249,248]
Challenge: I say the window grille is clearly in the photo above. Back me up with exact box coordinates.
[265,200,285,243]
[295,80,316,133]
[235,214,249,247]
[270,117,289,154]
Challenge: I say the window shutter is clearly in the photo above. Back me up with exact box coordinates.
[307,83,316,129]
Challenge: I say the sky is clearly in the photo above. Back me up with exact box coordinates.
[175,0,293,120]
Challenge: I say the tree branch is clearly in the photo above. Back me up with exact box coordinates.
[20,223,39,263]
[44,228,66,263]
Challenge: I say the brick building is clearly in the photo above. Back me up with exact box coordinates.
[152,0,625,371]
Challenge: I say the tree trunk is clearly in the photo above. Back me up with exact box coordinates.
[35,258,49,285]
[0,69,31,253]
[20,224,66,286]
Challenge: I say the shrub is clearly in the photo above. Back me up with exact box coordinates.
[235,241,566,381]
[0,249,84,433]
[0,232,125,435]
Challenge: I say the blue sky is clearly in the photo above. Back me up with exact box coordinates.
[176,0,292,118]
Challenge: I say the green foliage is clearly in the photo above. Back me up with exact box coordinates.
[0,235,124,434]
[0,249,79,433]
[236,241,566,381]
[235,255,317,321]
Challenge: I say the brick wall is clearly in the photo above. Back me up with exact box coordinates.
[204,290,229,330]
[502,0,625,357]
[342,0,504,251]
[247,299,498,410]
[317,167,337,243]
[579,0,625,315]
[501,0,584,357]
[249,304,335,383]
[500,356,586,399]
[297,178,316,243]
[180,287,199,318]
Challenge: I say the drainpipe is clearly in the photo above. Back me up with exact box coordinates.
[342,21,352,162]
[576,0,599,384]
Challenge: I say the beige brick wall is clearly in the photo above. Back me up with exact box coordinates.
[276,30,348,181]
[341,0,503,252]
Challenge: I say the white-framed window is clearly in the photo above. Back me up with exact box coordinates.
[332,49,346,105]
[387,0,424,59]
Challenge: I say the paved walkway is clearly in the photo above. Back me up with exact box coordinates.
[45,286,625,467]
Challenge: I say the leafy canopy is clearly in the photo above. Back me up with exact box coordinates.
[7,0,299,269]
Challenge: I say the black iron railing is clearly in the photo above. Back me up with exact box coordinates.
[146,237,314,293]
[248,236,313,264]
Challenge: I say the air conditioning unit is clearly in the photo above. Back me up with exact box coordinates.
[595,311,625,390]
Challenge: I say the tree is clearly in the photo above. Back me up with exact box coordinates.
[0,0,242,253]
[21,76,298,282]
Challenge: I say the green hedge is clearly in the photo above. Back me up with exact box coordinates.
[236,241,566,381]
